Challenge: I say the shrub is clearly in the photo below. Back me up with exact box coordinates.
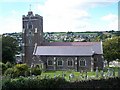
[13,64,29,77]
[0,62,7,74]
[31,67,42,76]
[4,64,29,78]
[15,64,28,71]
[5,62,12,68]
[4,68,14,76]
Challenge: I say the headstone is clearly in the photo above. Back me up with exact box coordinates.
[107,68,111,77]
[32,75,35,77]
[84,71,88,80]
[100,70,104,78]
[96,67,99,78]
[118,68,120,77]
[54,74,56,78]
[80,70,84,79]
[62,72,65,78]
[112,69,115,77]
[69,73,74,81]
[103,73,107,79]
[110,68,114,77]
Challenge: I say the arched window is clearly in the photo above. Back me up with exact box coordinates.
[27,21,33,29]
[57,58,63,66]
[35,28,37,33]
[67,58,73,67]
[79,58,86,67]
[47,58,53,66]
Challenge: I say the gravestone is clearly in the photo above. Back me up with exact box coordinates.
[84,71,88,80]
[69,73,74,81]
[80,70,84,79]
[110,69,114,77]
[96,67,99,78]
[107,68,110,77]
[100,70,104,78]
[54,74,56,78]
[113,69,115,77]
[62,72,65,79]
[118,68,120,77]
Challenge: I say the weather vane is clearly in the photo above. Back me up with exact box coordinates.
[29,4,31,11]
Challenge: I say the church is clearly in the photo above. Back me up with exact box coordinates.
[22,11,104,72]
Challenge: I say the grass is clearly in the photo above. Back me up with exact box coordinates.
[40,67,119,81]
[41,70,92,81]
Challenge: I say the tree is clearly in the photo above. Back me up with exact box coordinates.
[103,36,120,65]
[2,35,19,63]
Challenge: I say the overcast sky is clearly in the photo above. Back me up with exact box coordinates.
[0,0,119,34]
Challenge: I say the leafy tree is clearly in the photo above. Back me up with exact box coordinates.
[2,35,19,63]
[103,36,120,65]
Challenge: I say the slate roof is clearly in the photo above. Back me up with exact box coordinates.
[34,46,93,56]
[34,42,103,56]
[43,42,99,46]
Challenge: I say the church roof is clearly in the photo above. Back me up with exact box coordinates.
[43,42,99,46]
[34,42,103,56]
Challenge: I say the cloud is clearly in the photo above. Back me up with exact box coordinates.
[0,0,118,34]
[35,0,118,32]
[101,14,118,21]
[108,20,118,30]
[36,0,93,32]
[100,14,118,31]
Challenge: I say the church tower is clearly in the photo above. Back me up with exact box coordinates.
[22,11,43,65]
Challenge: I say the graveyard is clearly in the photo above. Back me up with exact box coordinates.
[41,67,119,81]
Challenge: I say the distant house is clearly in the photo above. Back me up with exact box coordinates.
[22,11,104,71]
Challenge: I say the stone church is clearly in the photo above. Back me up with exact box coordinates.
[22,11,104,71]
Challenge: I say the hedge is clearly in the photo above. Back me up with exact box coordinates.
[2,77,120,89]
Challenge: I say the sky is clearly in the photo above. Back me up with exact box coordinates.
[0,0,119,34]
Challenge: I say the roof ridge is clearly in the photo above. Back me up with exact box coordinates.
[37,45,92,47]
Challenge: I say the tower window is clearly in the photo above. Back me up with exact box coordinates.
[27,21,33,29]
[22,28,25,33]
[29,24,32,29]
[35,28,37,33]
